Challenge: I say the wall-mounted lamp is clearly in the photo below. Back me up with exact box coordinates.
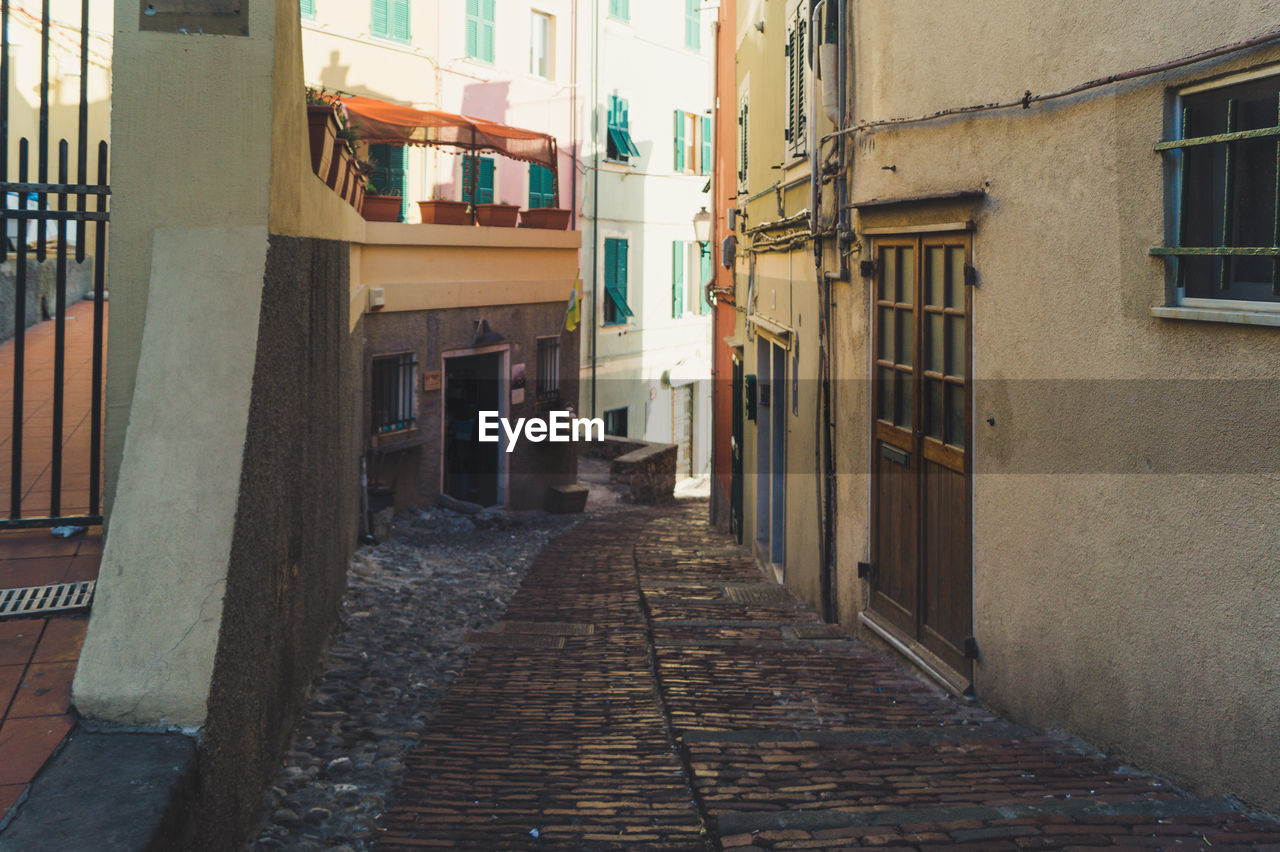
[693,206,712,247]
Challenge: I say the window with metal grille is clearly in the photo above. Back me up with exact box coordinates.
[536,337,560,400]
[1155,71,1280,304]
[607,94,641,163]
[466,0,495,62]
[603,237,634,325]
[604,406,628,437]
[462,154,495,204]
[784,4,808,159]
[371,0,410,44]
[372,353,417,435]
[684,0,701,50]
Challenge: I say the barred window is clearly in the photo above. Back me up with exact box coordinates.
[372,353,417,435]
[536,337,560,400]
[1155,71,1280,304]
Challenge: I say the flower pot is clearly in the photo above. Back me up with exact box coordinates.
[352,179,366,214]
[307,104,338,180]
[326,139,350,192]
[343,157,361,205]
[418,200,470,226]
[519,207,572,230]
[363,195,403,222]
[475,203,519,227]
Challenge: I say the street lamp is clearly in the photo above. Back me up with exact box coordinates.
[692,206,712,248]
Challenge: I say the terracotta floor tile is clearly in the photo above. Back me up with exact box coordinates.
[61,554,99,583]
[0,715,73,785]
[31,618,86,664]
[0,556,72,588]
[0,532,80,560]
[0,621,42,667]
[7,661,75,718]
[0,663,24,713]
[0,782,25,819]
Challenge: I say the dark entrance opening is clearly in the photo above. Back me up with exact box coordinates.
[444,352,502,506]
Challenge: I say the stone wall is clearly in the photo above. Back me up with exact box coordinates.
[581,436,678,504]
[0,256,95,342]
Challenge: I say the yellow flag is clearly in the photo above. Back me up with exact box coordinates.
[565,277,581,332]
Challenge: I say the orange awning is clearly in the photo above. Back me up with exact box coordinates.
[336,94,559,176]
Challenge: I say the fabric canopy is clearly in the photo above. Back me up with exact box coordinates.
[337,95,558,175]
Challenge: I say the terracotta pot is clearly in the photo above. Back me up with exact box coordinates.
[519,207,572,230]
[306,105,338,179]
[474,203,519,227]
[343,157,361,205]
[352,179,366,214]
[326,138,350,191]
[363,195,403,222]
[418,200,470,226]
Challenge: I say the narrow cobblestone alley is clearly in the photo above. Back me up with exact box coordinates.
[376,503,1280,850]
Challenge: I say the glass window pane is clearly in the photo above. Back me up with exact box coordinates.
[899,247,915,305]
[947,246,965,308]
[878,307,894,362]
[927,313,944,372]
[948,315,966,378]
[926,246,945,306]
[897,310,913,367]
[926,379,944,440]
[878,367,894,422]
[879,247,895,301]
[946,382,965,448]
[896,371,913,429]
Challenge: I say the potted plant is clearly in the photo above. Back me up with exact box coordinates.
[305,87,339,180]
[418,194,470,225]
[363,186,403,222]
[475,202,520,227]
[519,207,572,230]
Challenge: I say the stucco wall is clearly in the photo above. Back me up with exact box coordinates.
[844,0,1280,812]
[181,235,361,849]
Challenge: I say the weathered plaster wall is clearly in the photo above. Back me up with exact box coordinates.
[846,0,1280,811]
[180,235,361,849]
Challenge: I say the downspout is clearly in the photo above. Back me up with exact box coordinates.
[590,0,600,417]
[809,0,833,621]
[570,0,578,229]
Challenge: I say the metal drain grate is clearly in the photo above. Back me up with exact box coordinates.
[723,583,794,605]
[696,548,747,559]
[500,621,595,636]
[792,624,846,639]
[0,582,95,617]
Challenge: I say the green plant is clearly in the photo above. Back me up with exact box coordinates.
[305,86,335,107]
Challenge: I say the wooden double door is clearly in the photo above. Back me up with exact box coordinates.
[869,233,973,677]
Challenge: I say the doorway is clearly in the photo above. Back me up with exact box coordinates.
[755,335,787,578]
[868,233,973,678]
[443,350,505,507]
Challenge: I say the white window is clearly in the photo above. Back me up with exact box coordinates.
[530,11,553,79]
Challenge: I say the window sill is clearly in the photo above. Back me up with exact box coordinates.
[1151,305,1280,328]
[602,158,635,168]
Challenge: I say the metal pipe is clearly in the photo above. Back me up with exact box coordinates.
[589,0,600,418]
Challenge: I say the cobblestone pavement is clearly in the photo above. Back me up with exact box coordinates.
[379,502,1280,850]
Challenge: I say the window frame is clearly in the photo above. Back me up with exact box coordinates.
[606,94,641,165]
[603,236,634,326]
[784,3,809,160]
[528,163,556,209]
[1154,67,1280,312]
[535,336,561,401]
[604,406,629,437]
[530,10,553,79]
[371,352,418,436]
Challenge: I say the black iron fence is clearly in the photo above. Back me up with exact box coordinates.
[0,0,109,528]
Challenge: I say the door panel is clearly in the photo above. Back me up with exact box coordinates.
[870,234,973,679]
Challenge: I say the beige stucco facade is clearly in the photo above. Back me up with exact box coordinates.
[832,0,1280,813]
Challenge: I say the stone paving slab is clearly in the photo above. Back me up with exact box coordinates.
[379,503,1280,849]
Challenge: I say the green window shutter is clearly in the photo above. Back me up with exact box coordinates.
[619,97,629,130]
[605,238,618,287]
[607,95,617,130]
[300,0,315,20]
[700,248,712,314]
[603,238,633,321]
[700,115,712,175]
[529,164,554,209]
[685,0,700,50]
[371,0,389,39]
[480,0,496,62]
[617,239,629,310]
[479,157,494,204]
[465,0,479,57]
[672,241,685,317]
[609,0,628,21]
[674,111,686,172]
[390,0,409,42]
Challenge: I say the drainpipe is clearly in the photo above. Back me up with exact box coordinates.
[589,0,601,417]
[570,0,578,230]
